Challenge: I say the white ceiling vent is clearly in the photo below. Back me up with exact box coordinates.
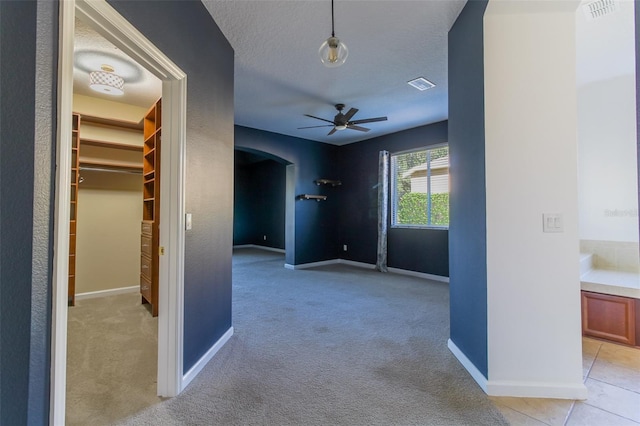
[408,77,435,91]
[582,0,618,21]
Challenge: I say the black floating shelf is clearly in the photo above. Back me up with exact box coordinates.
[315,179,341,187]
[297,194,327,202]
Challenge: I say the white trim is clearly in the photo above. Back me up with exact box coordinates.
[53,1,187,422]
[75,285,138,301]
[182,327,234,389]
[338,259,376,269]
[486,380,588,400]
[283,257,450,284]
[448,339,488,393]
[158,76,187,397]
[387,267,449,283]
[50,3,76,424]
[285,259,340,270]
[233,244,286,254]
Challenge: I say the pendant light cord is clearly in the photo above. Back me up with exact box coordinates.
[331,0,335,37]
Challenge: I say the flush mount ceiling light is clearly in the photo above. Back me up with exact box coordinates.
[319,0,348,67]
[89,64,124,96]
[408,77,436,91]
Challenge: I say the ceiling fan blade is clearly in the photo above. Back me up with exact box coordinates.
[350,116,388,125]
[346,125,370,132]
[343,107,359,121]
[298,124,334,129]
[327,127,338,136]
[304,114,335,125]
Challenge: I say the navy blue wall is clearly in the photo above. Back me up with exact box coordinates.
[1,3,39,424]
[106,1,236,373]
[337,122,449,276]
[235,126,340,265]
[448,0,489,377]
[234,156,286,249]
[1,1,57,424]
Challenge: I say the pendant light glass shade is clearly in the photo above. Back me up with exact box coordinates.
[319,0,347,67]
[319,36,348,67]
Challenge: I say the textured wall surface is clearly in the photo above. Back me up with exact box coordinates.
[108,0,235,373]
[447,0,489,377]
[0,1,57,424]
[235,126,340,265]
[234,159,286,249]
[338,121,449,276]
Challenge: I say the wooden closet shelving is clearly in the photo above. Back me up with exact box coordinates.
[69,114,80,306]
[141,99,161,316]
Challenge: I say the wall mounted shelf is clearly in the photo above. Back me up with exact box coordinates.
[315,179,341,187]
[298,194,327,202]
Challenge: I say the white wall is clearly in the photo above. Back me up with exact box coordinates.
[76,170,143,294]
[484,0,586,399]
[577,0,638,243]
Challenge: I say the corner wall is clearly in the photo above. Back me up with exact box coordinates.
[0,1,58,424]
[447,0,489,378]
[483,1,586,398]
[338,122,449,276]
[108,0,235,374]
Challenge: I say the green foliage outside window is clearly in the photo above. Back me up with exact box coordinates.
[392,146,449,228]
[397,192,449,227]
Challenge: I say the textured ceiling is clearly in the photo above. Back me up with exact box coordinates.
[202,0,467,145]
[73,18,162,111]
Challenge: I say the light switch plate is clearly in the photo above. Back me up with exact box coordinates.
[543,213,563,233]
[185,213,192,230]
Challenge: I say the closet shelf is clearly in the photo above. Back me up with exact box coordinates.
[79,159,143,173]
[80,138,143,152]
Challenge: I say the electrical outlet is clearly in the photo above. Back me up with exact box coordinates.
[343,244,347,251]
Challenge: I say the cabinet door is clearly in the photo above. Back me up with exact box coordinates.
[582,291,636,346]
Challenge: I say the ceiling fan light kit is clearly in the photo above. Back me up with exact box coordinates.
[319,0,348,67]
[298,103,388,136]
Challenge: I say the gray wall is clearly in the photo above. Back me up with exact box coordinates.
[0,1,234,423]
[447,0,489,377]
[108,0,235,373]
[235,126,341,265]
[1,1,57,424]
[338,122,449,276]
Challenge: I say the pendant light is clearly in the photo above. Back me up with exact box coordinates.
[319,0,348,67]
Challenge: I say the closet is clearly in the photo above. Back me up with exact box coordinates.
[69,101,161,317]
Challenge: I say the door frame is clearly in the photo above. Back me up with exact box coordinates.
[51,1,187,423]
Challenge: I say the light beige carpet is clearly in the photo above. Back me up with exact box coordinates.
[66,249,507,425]
[66,292,160,425]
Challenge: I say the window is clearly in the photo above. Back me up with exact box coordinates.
[391,145,449,228]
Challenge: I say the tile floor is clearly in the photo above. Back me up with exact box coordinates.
[490,338,640,425]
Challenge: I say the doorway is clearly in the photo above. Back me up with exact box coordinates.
[52,1,187,423]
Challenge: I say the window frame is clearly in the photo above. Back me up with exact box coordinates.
[390,144,449,230]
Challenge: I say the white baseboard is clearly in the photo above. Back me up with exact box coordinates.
[486,380,588,400]
[75,285,138,300]
[448,338,488,392]
[338,259,376,269]
[182,327,234,390]
[387,266,449,283]
[448,339,588,400]
[284,258,449,283]
[233,244,285,254]
[285,259,340,270]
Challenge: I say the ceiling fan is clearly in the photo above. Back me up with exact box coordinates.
[298,104,388,136]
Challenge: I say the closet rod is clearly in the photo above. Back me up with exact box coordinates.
[79,166,142,175]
